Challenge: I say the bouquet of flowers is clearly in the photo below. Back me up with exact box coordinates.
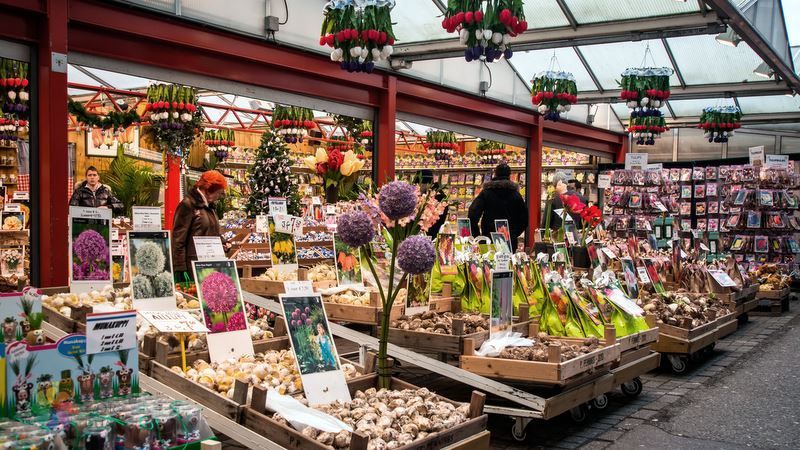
[144,83,202,157]
[302,147,366,201]
[2,248,21,270]
[0,58,29,141]
[441,0,527,62]
[272,105,315,144]
[699,106,742,143]
[619,67,672,110]
[531,71,578,121]
[204,129,235,161]
[476,139,506,164]
[560,193,602,245]
[320,0,395,73]
[424,130,458,162]
[337,181,446,387]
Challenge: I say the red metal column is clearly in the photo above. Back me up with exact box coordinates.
[616,135,629,164]
[38,0,69,287]
[376,76,396,184]
[164,155,182,231]
[527,118,544,249]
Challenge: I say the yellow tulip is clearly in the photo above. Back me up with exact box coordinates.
[340,160,356,177]
[302,155,317,171]
[315,147,329,164]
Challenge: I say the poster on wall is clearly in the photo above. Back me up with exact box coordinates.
[0,246,24,277]
[86,126,139,157]
[127,231,177,311]
[69,206,113,293]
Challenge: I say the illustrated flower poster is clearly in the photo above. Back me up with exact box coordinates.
[192,259,254,363]
[69,206,112,293]
[334,235,362,287]
[127,231,176,310]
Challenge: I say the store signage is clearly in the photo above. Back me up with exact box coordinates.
[85,310,137,355]
[699,242,710,252]
[494,253,511,271]
[766,154,789,169]
[748,146,765,166]
[645,163,663,170]
[274,214,302,235]
[624,153,648,170]
[283,281,314,295]
[132,206,162,231]
[597,174,611,189]
[111,242,125,256]
[3,203,20,213]
[708,269,737,287]
[268,197,288,216]
[193,236,227,260]
[110,228,120,241]
[12,192,28,201]
[255,214,269,233]
[139,310,209,334]
[636,266,651,284]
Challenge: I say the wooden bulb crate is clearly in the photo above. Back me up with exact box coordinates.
[324,291,405,326]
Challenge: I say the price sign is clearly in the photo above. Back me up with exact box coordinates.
[86,310,137,355]
[110,228,120,241]
[132,206,162,231]
[597,174,611,189]
[708,269,737,287]
[625,153,648,170]
[255,215,269,233]
[268,197,288,216]
[646,163,663,170]
[3,203,20,213]
[494,252,511,271]
[193,236,226,260]
[749,146,765,166]
[284,281,314,295]
[139,310,210,333]
[766,154,789,169]
[111,242,125,256]
[653,201,668,212]
[274,214,302,235]
[636,266,651,284]
[12,192,28,201]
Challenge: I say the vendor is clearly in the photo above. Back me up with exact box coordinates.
[171,170,228,281]
[69,166,123,215]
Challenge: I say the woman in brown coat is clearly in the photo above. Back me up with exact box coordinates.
[171,170,227,280]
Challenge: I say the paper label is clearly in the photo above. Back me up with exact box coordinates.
[625,153,648,170]
[273,214,302,235]
[193,236,227,260]
[766,154,789,169]
[636,266,651,284]
[111,242,125,256]
[598,174,611,189]
[284,281,315,295]
[653,201,668,212]
[646,163,663,170]
[110,228,120,241]
[255,215,269,233]
[268,197,288,216]
[12,192,28,201]
[85,310,138,355]
[494,253,511,271]
[749,146,765,166]
[709,269,737,287]
[699,243,710,252]
[139,310,210,333]
[3,203,20,213]
[132,206,162,231]
[602,248,617,260]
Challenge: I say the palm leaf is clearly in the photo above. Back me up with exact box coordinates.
[100,145,164,217]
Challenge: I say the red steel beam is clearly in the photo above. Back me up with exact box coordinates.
[527,118,543,249]
[376,76,396,184]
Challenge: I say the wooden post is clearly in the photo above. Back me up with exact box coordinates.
[273,317,287,337]
[369,291,380,308]
[142,335,156,357]
[242,266,253,278]
[251,385,268,414]
[349,431,370,450]
[462,338,475,356]
[442,283,452,298]
[645,314,657,328]
[468,391,486,419]
[604,325,616,346]
[529,321,539,337]
[364,351,377,375]
[452,319,465,336]
[518,303,530,323]
[155,340,170,366]
[547,344,561,363]
[201,441,222,450]
[451,299,462,313]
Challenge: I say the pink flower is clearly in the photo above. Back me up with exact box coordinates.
[226,312,246,331]
[305,318,312,326]
[201,272,238,313]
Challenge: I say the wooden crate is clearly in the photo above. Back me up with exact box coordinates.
[241,375,488,450]
[655,313,723,341]
[42,305,87,333]
[756,287,790,300]
[652,312,736,355]
[232,244,273,269]
[297,267,337,291]
[616,327,660,354]
[324,291,405,326]
[716,316,738,340]
[240,277,287,297]
[459,326,620,385]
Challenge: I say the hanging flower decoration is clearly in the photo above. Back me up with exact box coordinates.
[442,0,527,63]
[358,121,373,152]
[698,106,742,143]
[0,58,29,141]
[67,100,141,146]
[628,115,668,146]
[144,83,203,158]
[204,129,235,161]
[477,140,506,164]
[327,136,355,152]
[320,0,395,73]
[424,130,458,162]
[531,71,578,121]
[272,105,315,144]
[619,67,673,145]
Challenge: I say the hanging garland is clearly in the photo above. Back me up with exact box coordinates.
[531,71,578,121]
[424,130,458,162]
[477,139,506,164]
[358,121,373,152]
[328,135,355,152]
[0,58,30,141]
[699,106,742,143]
[143,83,203,158]
[442,0,527,63]
[272,105,315,144]
[320,0,395,73]
[68,100,140,132]
[204,128,235,161]
[628,116,668,146]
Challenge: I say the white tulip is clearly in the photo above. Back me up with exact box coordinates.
[333,48,343,60]
[372,48,381,60]
[172,111,179,119]
[565,104,572,112]
[19,92,28,101]
[480,40,488,47]
[361,48,368,58]
[557,105,565,112]
[640,97,649,107]
[7,91,15,101]
[503,34,512,45]
[330,51,338,61]
[483,29,493,40]
[475,29,483,40]
[491,32,503,44]
[653,100,661,108]
[459,29,469,44]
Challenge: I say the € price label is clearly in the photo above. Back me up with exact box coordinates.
[193,236,226,260]
[283,281,314,295]
[139,310,210,333]
[274,215,303,235]
[86,310,137,355]
[132,206,162,231]
[268,197,288,216]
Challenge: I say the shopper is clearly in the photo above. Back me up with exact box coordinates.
[468,162,528,249]
[68,166,123,215]
[546,173,584,230]
[171,170,228,280]
[416,169,449,237]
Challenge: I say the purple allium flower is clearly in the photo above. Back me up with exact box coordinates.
[73,229,108,264]
[226,311,246,331]
[304,307,310,314]
[212,322,226,333]
[86,269,110,281]
[378,181,417,220]
[305,318,312,326]
[201,272,238,313]
[337,210,375,248]
[397,235,435,275]
[290,320,297,327]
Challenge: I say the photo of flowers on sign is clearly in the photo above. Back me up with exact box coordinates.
[491,232,511,254]
[334,236,362,287]
[494,220,512,250]
[268,216,297,265]
[1,246,24,277]
[436,233,457,276]
[128,231,176,310]
[457,218,471,238]
[407,272,432,315]
[490,270,513,338]
[1,211,25,231]
[70,211,112,284]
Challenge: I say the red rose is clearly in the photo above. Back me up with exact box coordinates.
[327,149,344,172]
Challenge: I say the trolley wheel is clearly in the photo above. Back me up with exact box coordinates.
[621,377,643,397]
[738,313,749,325]
[669,355,688,374]
[569,404,588,423]
[591,394,609,410]
[510,417,529,442]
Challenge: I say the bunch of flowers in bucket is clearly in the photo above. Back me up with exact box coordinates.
[628,115,668,146]
[204,129,235,161]
[338,181,445,387]
[320,0,395,73]
[477,139,506,164]
[302,147,366,201]
[272,105,315,144]
[698,106,742,143]
[0,58,29,141]
[144,83,202,157]
[560,193,602,246]
[358,121,373,152]
[442,0,527,62]
[424,130,458,162]
[531,71,578,121]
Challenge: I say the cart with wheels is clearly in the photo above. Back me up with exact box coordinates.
[652,312,736,374]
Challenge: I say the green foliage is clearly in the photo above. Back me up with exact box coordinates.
[100,146,164,218]
[68,100,140,131]
[245,131,302,217]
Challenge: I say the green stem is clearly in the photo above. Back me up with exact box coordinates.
[375,235,399,389]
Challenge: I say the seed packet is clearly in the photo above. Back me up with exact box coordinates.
[670,169,681,182]
[695,202,706,216]
[680,185,691,199]
[696,219,707,231]
[719,166,730,180]
[628,192,643,208]
[693,167,705,181]
[726,214,741,229]
[706,183,717,197]
[788,238,800,254]
[783,191,799,208]
[708,218,719,232]
[632,171,645,186]
[680,168,692,182]
[730,235,746,252]
[694,184,706,199]
[733,189,748,206]
[770,237,782,253]
[759,190,774,207]
[790,217,800,230]
[679,202,692,216]
[754,235,769,253]
[705,167,718,180]
[746,211,761,229]
[768,212,786,229]
[708,201,719,214]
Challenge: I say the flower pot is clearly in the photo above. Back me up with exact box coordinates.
[325,184,339,204]
[571,246,591,269]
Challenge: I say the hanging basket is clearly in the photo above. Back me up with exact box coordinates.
[144,83,203,158]
[619,66,673,145]
[477,140,507,164]
[204,128,235,162]
[531,71,578,121]
[441,0,527,62]
[272,105,315,144]
[424,130,458,162]
[320,1,396,73]
[698,106,742,143]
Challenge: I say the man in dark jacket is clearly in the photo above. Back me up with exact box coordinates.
[417,169,449,237]
[69,166,123,215]
[171,170,227,280]
[468,163,528,249]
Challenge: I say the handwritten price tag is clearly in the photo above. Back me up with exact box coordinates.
[140,310,210,333]
[274,215,303,236]
[268,197,288,216]
[86,310,137,355]
[284,281,314,295]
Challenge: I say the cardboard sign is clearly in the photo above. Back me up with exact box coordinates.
[86,310,137,355]
[139,310,210,334]
[284,281,315,296]
[273,214,302,235]
[129,231,177,311]
[12,191,28,201]
[708,269,737,287]
[699,242,710,252]
[494,252,512,271]
[268,197,288,216]
[597,173,611,189]
[625,153,648,170]
[132,206,162,231]
[749,146,765,166]
[766,154,789,169]
[69,206,113,293]
[255,215,269,233]
[636,266,651,284]
[602,248,618,260]
[193,236,227,261]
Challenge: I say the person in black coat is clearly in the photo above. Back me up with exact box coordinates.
[468,163,528,249]
[69,166,123,215]
[416,169,449,237]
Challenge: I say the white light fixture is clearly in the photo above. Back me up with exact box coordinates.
[753,61,774,79]
[715,27,742,47]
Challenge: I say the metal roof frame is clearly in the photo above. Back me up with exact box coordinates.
[578,80,792,103]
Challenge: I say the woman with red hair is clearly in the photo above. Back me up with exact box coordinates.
[171,170,228,280]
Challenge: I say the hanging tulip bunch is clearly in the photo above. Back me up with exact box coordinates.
[442,0,527,63]
[531,71,578,121]
[358,121,373,152]
[205,129,235,161]
[619,67,673,145]
[328,135,355,152]
[628,116,668,146]
[698,106,742,143]
[0,58,29,141]
[272,105,315,144]
[320,0,396,73]
[144,84,199,129]
[477,139,507,164]
[424,130,458,162]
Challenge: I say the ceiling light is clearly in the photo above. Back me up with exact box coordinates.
[753,62,774,79]
[715,27,741,47]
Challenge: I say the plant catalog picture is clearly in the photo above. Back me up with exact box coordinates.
[280,295,341,376]
[193,260,247,334]
[128,231,176,306]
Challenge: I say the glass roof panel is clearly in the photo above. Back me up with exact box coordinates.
[564,0,699,24]
[67,65,101,87]
[509,48,596,91]
[666,35,766,84]
[522,0,570,29]
[81,67,151,90]
[666,99,724,117]
[610,103,631,120]
[392,0,450,44]
[737,95,800,114]
[577,40,678,90]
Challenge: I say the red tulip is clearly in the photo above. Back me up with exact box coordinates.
[499,9,512,24]
[465,11,474,24]
[455,12,465,24]
[475,10,484,22]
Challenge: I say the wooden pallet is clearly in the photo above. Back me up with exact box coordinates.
[241,376,489,450]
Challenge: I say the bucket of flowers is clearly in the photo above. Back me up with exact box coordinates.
[204,129,235,162]
[531,71,578,121]
[303,147,366,203]
[424,130,458,162]
[320,0,395,73]
[699,106,742,143]
[0,58,29,142]
[144,83,202,157]
[441,0,527,62]
[272,105,315,144]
